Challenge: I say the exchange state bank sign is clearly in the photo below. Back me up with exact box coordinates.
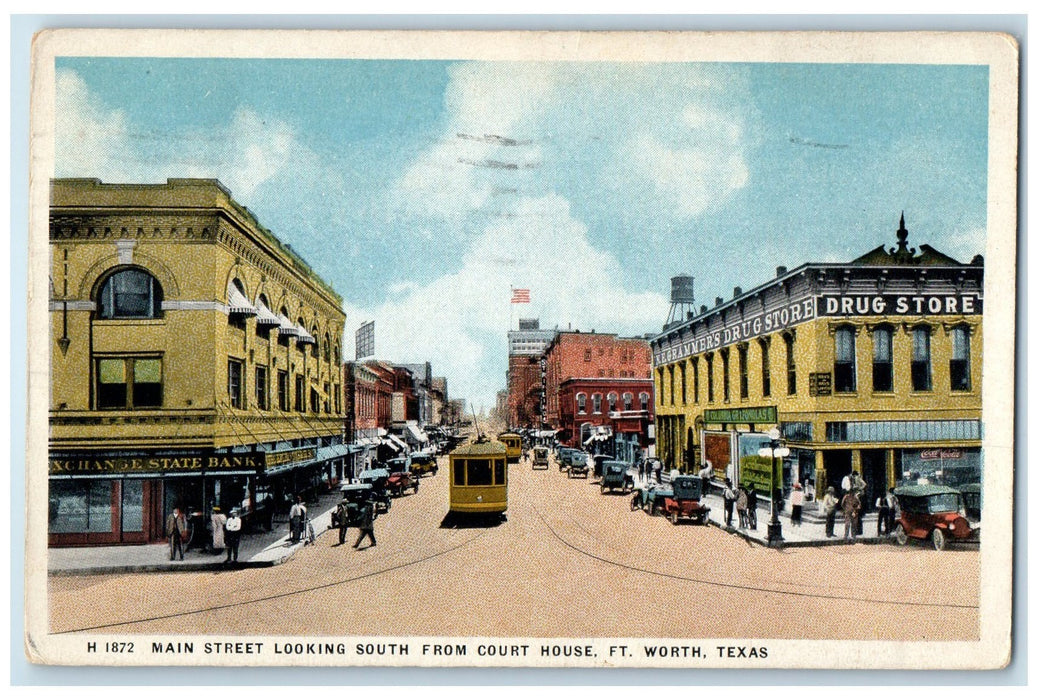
[49,451,266,475]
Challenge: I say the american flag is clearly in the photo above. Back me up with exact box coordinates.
[510,288,531,304]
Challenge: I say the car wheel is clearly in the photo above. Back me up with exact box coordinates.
[932,528,948,551]
[669,510,678,525]
[894,523,908,546]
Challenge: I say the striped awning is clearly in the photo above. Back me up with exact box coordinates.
[296,326,316,345]
[255,299,281,326]
[227,284,257,316]
[277,314,300,336]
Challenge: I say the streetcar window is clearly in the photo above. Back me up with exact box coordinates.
[494,459,505,485]
[468,459,493,486]
[453,459,466,486]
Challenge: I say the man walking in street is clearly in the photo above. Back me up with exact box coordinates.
[353,499,377,550]
[166,507,186,561]
[841,488,861,542]
[225,508,242,563]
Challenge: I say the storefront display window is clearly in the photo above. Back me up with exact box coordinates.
[49,480,113,534]
[121,479,143,533]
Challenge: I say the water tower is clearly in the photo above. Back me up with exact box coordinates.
[666,275,696,327]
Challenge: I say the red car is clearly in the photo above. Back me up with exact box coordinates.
[660,474,710,525]
[893,484,978,550]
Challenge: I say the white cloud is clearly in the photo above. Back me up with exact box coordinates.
[55,69,136,180]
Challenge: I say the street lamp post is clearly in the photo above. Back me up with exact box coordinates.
[759,427,790,546]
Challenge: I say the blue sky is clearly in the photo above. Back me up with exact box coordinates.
[54,58,989,411]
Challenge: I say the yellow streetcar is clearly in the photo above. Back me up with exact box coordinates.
[449,437,508,516]
[498,431,523,464]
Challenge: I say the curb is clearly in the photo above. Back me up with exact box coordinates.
[709,520,891,548]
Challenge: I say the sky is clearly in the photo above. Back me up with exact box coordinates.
[53,58,990,412]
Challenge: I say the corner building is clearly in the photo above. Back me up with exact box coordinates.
[650,219,983,509]
[49,179,347,546]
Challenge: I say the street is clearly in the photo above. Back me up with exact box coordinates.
[49,455,979,641]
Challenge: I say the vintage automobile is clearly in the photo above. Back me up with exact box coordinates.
[660,474,710,525]
[591,454,614,480]
[600,460,634,494]
[386,457,420,497]
[630,483,672,515]
[893,484,977,550]
[960,483,982,522]
[531,446,550,470]
[410,451,439,477]
[358,468,393,513]
[330,483,373,530]
[564,449,590,479]
[556,447,579,472]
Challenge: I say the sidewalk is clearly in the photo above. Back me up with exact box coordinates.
[48,490,345,576]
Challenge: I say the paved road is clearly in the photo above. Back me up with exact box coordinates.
[49,455,979,640]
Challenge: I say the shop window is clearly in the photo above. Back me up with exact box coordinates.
[96,356,163,409]
[120,479,144,533]
[49,480,113,534]
[623,392,633,411]
[720,348,731,403]
[759,338,771,397]
[737,344,749,400]
[705,353,715,402]
[950,326,971,391]
[576,393,587,414]
[97,267,163,319]
[278,370,290,411]
[872,326,894,392]
[783,332,797,395]
[593,394,602,414]
[228,358,244,409]
[255,365,269,410]
[912,327,932,391]
[294,374,305,412]
[834,326,856,393]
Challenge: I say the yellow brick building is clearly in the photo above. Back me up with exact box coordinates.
[49,178,347,546]
[651,218,983,510]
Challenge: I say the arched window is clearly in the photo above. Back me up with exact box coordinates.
[607,392,618,412]
[834,326,856,393]
[323,333,331,362]
[639,392,651,410]
[623,392,633,411]
[97,268,163,319]
[592,394,603,414]
[576,393,587,414]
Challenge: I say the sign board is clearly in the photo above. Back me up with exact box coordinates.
[817,293,982,317]
[809,372,832,396]
[703,406,778,425]
[49,451,267,475]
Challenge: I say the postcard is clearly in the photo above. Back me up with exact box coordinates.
[25,28,1018,669]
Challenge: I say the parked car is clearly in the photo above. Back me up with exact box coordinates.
[410,451,439,477]
[385,457,419,497]
[893,484,978,550]
[631,483,672,516]
[557,447,580,472]
[532,446,550,470]
[358,468,392,513]
[660,474,710,525]
[591,454,614,480]
[600,460,634,494]
[564,449,590,479]
[960,483,982,522]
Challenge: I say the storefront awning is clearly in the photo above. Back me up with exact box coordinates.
[405,424,429,444]
[297,326,316,345]
[277,314,300,337]
[316,443,352,461]
[227,284,257,316]
[584,433,611,445]
[380,438,402,453]
[255,299,281,326]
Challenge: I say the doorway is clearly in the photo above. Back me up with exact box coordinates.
[860,449,888,515]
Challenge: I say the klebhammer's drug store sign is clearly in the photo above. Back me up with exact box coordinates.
[654,292,982,365]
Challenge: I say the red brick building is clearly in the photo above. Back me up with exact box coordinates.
[345,361,394,438]
[508,354,544,428]
[543,331,653,444]
[557,377,654,459]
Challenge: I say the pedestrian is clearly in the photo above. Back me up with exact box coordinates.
[335,498,353,546]
[289,496,307,543]
[166,507,187,561]
[722,478,737,529]
[224,508,242,563]
[884,487,899,535]
[841,488,861,542]
[698,462,714,495]
[210,506,227,555]
[822,486,839,538]
[852,472,867,536]
[790,483,804,526]
[736,485,749,529]
[746,486,758,530]
[875,492,890,535]
[352,499,377,549]
[653,461,663,484]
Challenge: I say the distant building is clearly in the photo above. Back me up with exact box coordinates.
[651,216,983,507]
[506,318,557,428]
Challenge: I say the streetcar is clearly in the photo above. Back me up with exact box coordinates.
[498,431,523,464]
[449,436,508,516]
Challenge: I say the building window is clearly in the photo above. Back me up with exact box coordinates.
[784,332,797,395]
[680,363,687,404]
[577,393,587,414]
[324,333,331,362]
[912,326,932,391]
[720,348,731,403]
[639,392,650,410]
[872,326,894,392]
[691,357,700,403]
[668,366,675,405]
[623,392,633,411]
[294,374,305,412]
[584,350,592,362]
[737,344,749,400]
[334,383,341,414]
[705,353,715,402]
[759,338,771,397]
[49,480,113,534]
[255,365,269,410]
[228,358,244,409]
[323,382,330,413]
[97,268,163,319]
[950,326,972,391]
[607,392,618,412]
[96,356,163,409]
[310,387,319,413]
[834,326,856,393]
[592,394,602,414]
[278,370,289,412]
